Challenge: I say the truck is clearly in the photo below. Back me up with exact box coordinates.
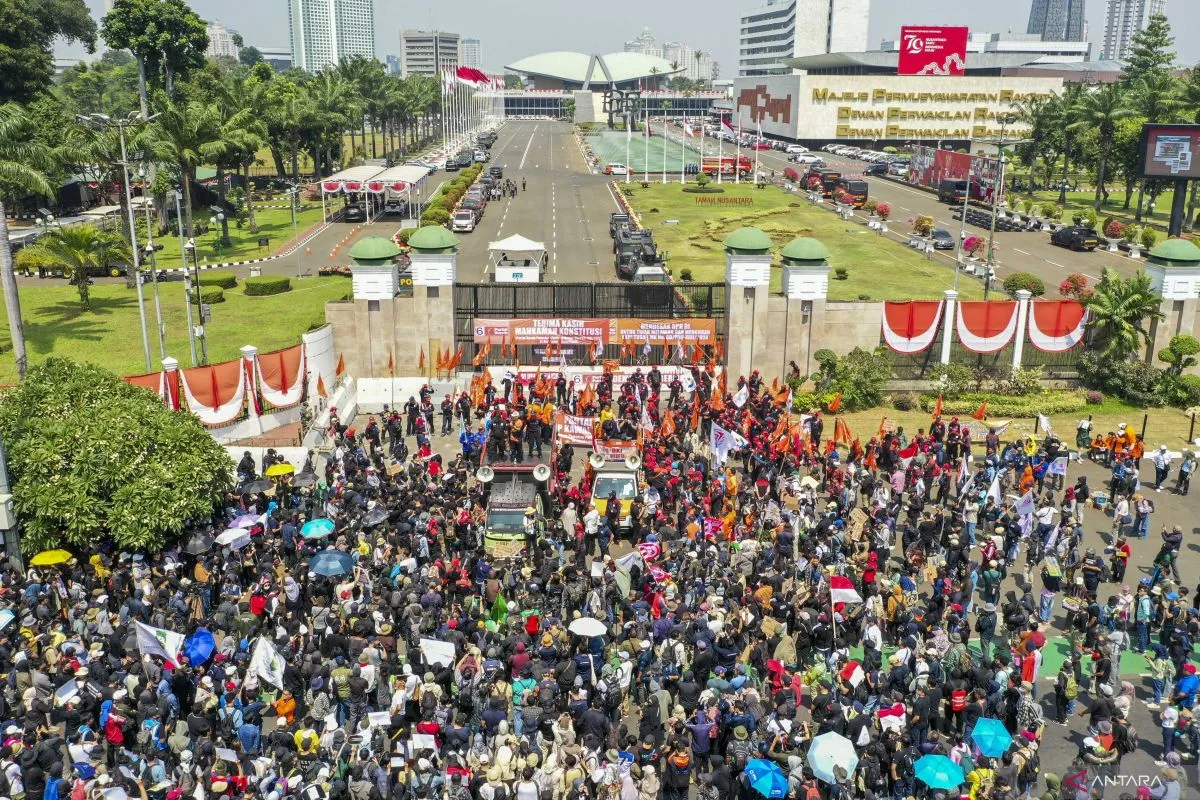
[609,212,631,238]
[614,228,658,279]
[588,451,643,531]
[477,462,552,558]
[700,155,752,178]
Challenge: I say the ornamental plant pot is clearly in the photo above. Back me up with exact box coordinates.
[879,222,888,234]
[1128,244,1142,259]
[1105,237,1120,253]
[1040,220,1052,232]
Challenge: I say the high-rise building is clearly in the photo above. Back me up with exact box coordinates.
[460,38,482,70]
[1102,0,1167,60]
[625,30,713,81]
[400,30,460,77]
[1026,0,1087,41]
[738,0,871,77]
[287,0,375,73]
[881,30,1092,62]
[206,21,240,59]
[385,55,401,74]
[258,47,294,70]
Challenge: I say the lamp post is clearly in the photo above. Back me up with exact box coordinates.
[174,189,198,366]
[183,237,208,364]
[139,167,166,358]
[985,114,1017,295]
[209,214,225,259]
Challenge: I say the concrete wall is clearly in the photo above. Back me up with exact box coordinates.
[758,298,882,379]
[325,285,456,381]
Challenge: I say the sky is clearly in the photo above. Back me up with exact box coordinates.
[64,0,1200,74]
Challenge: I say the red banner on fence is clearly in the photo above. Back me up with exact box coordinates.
[474,318,717,345]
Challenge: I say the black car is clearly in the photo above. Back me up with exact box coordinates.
[864,162,888,176]
[931,228,956,250]
[343,204,366,222]
[1051,226,1100,251]
[489,165,504,179]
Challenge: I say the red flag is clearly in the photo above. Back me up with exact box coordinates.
[335,354,345,377]
[827,392,843,413]
[316,375,328,399]
[452,346,464,370]
[690,398,700,430]
[932,394,943,418]
[971,400,988,421]
[691,344,702,366]
[387,351,395,375]
[435,348,446,371]
[418,347,426,371]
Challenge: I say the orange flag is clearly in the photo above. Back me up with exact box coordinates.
[472,348,484,367]
[833,417,853,445]
[316,374,328,399]
[435,348,446,371]
[971,400,988,421]
[690,398,700,430]
[864,445,877,469]
[827,392,843,413]
[452,346,464,370]
[691,344,702,366]
[588,341,598,364]
[335,354,345,377]
[662,410,677,439]
[932,394,943,418]
[713,340,723,360]
[387,351,394,375]
[711,391,726,412]
[419,347,426,371]
[878,417,891,438]
[483,339,492,358]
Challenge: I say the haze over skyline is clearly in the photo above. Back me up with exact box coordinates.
[64,0,1200,74]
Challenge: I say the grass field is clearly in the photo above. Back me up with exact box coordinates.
[0,277,352,383]
[622,182,983,301]
[139,205,327,267]
[1013,188,1183,235]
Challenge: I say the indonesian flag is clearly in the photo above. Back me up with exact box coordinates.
[830,575,862,604]
[682,121,696,138]
[722,117,736,138]
[456,66,489,87]
[636,541,662,561]
[898,440,919,467]
[839,660,865,687]
[878,702,907,732]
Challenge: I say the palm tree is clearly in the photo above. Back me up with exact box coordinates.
[0,104,55,380]
[1068,83,1134,210]
[213,75,269,235]
[28,227,131,309]
[140,98,226,237]
[1011,95,1052,196]
[1084,270,1165,360]
[1051,84,1087,204]
[1180,65,1200,229]
[307,71,357,175]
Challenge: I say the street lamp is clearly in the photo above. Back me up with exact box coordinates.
[174,188,198,367]
[208,214,225,259]
[286,185,303,280]
[182,237,208,364]
[209,204,232,248]
[985,113,1018,297]
[138,167,166,359]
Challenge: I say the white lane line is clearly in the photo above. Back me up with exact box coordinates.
[1013,248,1032,256]
[1082,273,1101,281]
[1047,260,1067,268]
[900,205,910,211]
[518,124,538,170]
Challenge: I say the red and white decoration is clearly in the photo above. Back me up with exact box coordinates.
[636,541,662,561]
[180,361,247,426]
[255,344,307,409]
[878,702,907,732]
[839,660,865,687]
[955,301,1019,353]
[881,301,943,354]
[1028,300,1089,352]
[830,575,862,604]
[124,370,181,411]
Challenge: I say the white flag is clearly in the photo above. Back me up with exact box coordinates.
[985,474,1003,506]
[732,385,750,408]
[250,637,286,688]
[135,621,185,668]
[957,457,970,487]
[1037,414,1052,435]
[1015,489,1036,518]
[711,423,746,465]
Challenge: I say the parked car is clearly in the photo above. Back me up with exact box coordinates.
[786,144,809,154]
[489,165,504,178]
[931,228,956,250]
[864,162,888,176]
[1051,226,1100,251]
[474,150,489,163]
[604,163,632,175]
[451,210,476,232]
[343,204,366,222]
[459,197,484,220]
[789,152,822,163]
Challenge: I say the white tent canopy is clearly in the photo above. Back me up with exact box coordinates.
[487,233,547,282]
[487,234,545,253]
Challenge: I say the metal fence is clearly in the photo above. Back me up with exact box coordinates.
[888,329,1081,381]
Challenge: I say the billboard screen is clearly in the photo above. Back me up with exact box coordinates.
[907,145,1002,203]
[1139,124,1200,179]
[897,26,969,76]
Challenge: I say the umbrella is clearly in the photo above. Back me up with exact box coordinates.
[183,629,216,665]
[29,549,73,566]
[744,759,788,799]
[362,507,389,527]
[239,479,273,496]
[215,529,252,550]
[231,513,261,529]
[183,531,214,556]
[0,608,14,630]
[971,718,1013,758]
[309,550,354,577]
[301,518,336,539]
[806,732,858,785]
[568,617,608,638]
[265,463,295,477]
[914,755,965,791]
[292,472,319,488]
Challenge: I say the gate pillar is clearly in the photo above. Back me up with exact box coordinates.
[722,227,773,380]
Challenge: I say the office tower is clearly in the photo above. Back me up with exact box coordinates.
[287,0,375,73]
[1102,0,1167,60]
[400,30,461,77]
[1027,0,1087,41]
[739,0,871,77]
[460,38,482,70]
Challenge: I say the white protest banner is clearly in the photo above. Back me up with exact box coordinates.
[1015,490,1036,517]
[1048,456,1068,477]
[419,638,457,668]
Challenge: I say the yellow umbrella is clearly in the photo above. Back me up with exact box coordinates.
[265,463,295,478]
[29,549,74,566]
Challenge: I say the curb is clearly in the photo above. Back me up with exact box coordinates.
[155,214,339,273]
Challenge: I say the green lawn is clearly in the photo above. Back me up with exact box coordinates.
[623,182,983,301]
[140,205,327,267]
[0,277,351,383]
[1018,188,1180,235]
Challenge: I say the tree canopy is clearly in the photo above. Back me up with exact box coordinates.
[0,0,97,104]
[0,358,231,553]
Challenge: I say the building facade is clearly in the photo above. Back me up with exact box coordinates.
[1026,0,1087,41]
[880,31,1092,63]
[258,47,294,70]
[287,0,375,73]
[206,21,240,59]
[738,0,871,77]
[1102,0,1167,60]
[385,55,401,74]
[460,38,482,70]
[400,30,460,77]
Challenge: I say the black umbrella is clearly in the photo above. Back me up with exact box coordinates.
[292,471,319,488]
[183,531,214,555]
[362,507,389,527]
[239,478,273,496]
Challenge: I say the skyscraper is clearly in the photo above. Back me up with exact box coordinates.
[1102,0,1167,60]
[1026,0,1086,41]
[460,38,482,70]
[205,20,240,59]
[399,30,460,77]
[738,0,871,77]
[287,0,375,73]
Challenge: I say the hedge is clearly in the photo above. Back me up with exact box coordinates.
[191,287,225,304]
[244,275,292,296]
[918,390,1087,417]
[422,208,451,225]
[198,270,237,289]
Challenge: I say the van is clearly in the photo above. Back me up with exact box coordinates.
[938,179,968,203]
[835,178,869,208]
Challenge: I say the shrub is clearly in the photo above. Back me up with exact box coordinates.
[929,363,974,397]
[1141,226,1159,249]
[696,173,711,187]
[1072,208,1098,228]
[833,267,848,280]
[834,188,854,205]
[874,202,891,221]
[808,346,893,411]
[244,275,292,296]
[422,208,450,226]
[1103,217,1121,238]
[783,167,800,182]
[1040,202,1061,220]
[679,268,693,281]
[198,270,237,289]
[191,286,225,304]
[863,199,879,215]
[1001,272,1045,297]
[396,227,414,245]
[892,392,918,411]
[1059,273,1091,300]
[911,215,934,236]
[1021,198,1035,214]
[1086,390,1105,405]
[919,391,1087,417]
[963,235,984,257]
[1078,351,1164,407]
[1122,224,1139,244]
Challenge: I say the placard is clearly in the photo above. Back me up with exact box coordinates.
[419,638,457,668]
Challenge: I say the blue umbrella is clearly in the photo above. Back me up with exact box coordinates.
[914,755,965,791]
[744,759,788,799]
[301,518,336,540]
[309,549,354,577]
[183,629,216,665]
[971,718,1013,758]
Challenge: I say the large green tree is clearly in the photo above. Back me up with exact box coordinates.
[1069,83,1134,209]
[0,0,96,103]
[101,0,209,116]
[1083,270,1165,360]
[0,358,231,553]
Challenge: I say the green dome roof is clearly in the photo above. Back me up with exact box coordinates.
[780,237,830,263]
[1149,237,1200,266]
[349,236,401,261]
[407,226,460,252]
[722,227,773,252]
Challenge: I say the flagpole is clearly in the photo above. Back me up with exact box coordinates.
[717,117,723,184]
[644,107,649,176]
[736,116,742,184]
[679,116,686,185]
[754,123,760,184]
[661,111,667,185]
[626,118,631,185]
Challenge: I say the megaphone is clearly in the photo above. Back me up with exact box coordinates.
[532,463,552,485]
[588,452,606,469]
[624,453,643,471]
[475,465,495,484]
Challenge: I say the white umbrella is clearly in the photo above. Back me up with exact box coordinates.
[568,617,608,637]
[806,731,858,785]
[215,529,251,550]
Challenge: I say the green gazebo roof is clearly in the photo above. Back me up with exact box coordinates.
[407,226,460,252]
[349,236,401,262]
[722,226,773,253]
[1148,237,1200,266]
[780,236,830,263]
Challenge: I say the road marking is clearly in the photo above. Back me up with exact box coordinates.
[518,125,538,170]
[1082,273,1101,281]
[899,206,910,211]
[1013,248,1032,256]
[1047,260,1067,269]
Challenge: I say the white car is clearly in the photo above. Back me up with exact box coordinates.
[788,152,822,163]
[786,144,809,154]
[604,163,631,175]
[451,210,476,232]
